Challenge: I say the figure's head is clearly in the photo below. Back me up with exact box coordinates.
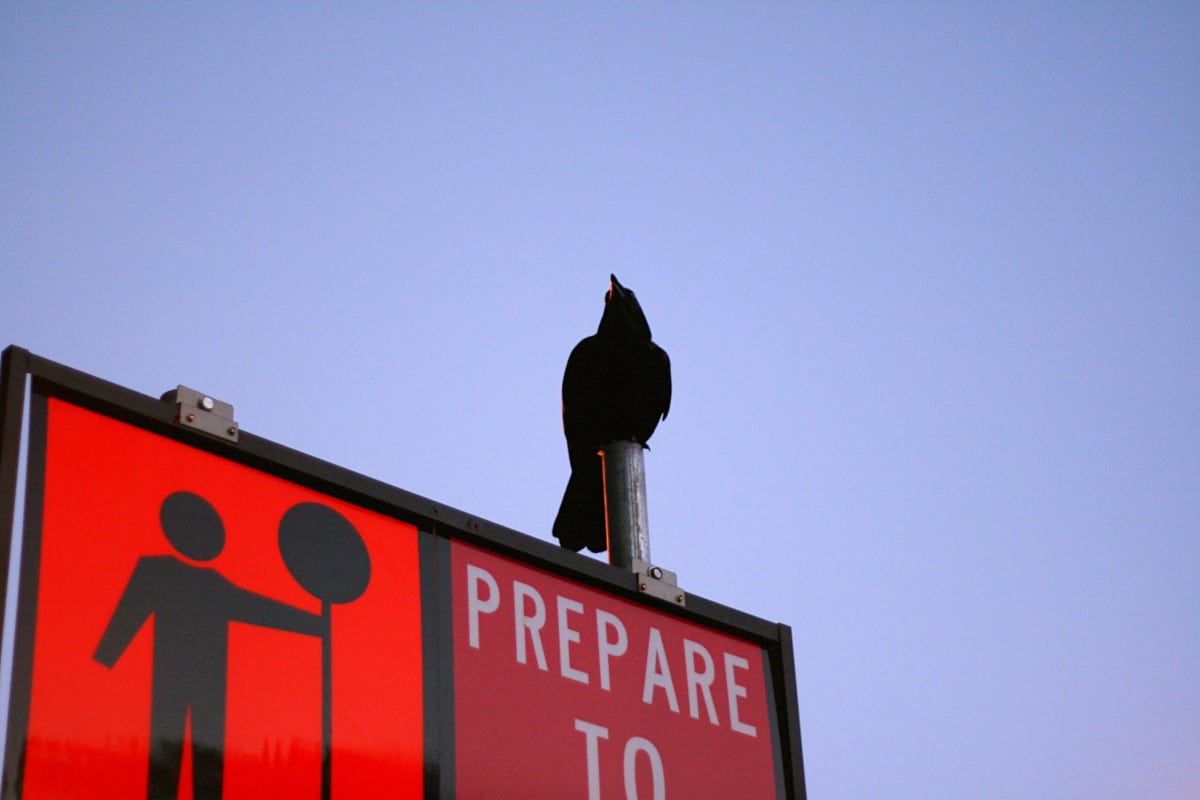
[160,491,225,561]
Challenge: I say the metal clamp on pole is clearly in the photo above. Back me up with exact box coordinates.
[161,385,239,442]
[631,558,685,606]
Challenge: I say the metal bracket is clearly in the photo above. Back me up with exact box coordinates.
[631,558,685,606]
[162,385,238,442]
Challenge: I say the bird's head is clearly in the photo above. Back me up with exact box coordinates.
[599,274,652,341]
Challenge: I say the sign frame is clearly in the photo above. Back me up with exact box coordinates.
[0,345,807,799]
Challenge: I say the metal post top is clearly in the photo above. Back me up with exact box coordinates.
[601,441,649,569]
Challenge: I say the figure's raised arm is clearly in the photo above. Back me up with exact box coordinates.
[225,579,324,638]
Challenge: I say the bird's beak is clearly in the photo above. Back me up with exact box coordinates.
[608,274,625,302]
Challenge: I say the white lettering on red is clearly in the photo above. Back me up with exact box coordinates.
[557,595,589,684]
[683,638,719,725]
[623,736,666,800]
[724,652,757,737]
[466,564,499,649]
[641,627,679,713]
[513,580,548,670]
[596,609,628,692]
[574,718,609,800]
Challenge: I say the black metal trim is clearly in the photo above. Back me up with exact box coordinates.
[2,390,47,799]
[760,644,787,800]
[431,532,457,799]
[774,623,808,800]
[419,528,455,800]
[24,353,783,640]
[0,347,29,627]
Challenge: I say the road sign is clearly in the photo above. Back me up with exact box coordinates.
[452,541,783,799]
[8,396,423,799]
[0,347,806,799]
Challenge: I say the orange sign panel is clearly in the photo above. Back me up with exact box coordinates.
[12,398,424,799]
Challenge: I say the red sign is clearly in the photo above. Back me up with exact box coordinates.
[16,398,424,799]
[452,541,782,799]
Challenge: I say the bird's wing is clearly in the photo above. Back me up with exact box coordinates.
[652,343,671,421]
[561,335,605,455]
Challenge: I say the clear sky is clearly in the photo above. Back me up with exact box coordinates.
[2,4,1197,798]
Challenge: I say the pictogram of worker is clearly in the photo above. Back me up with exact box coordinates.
[94,491,324,800]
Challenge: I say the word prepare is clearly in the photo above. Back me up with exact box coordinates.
[466,563,757,737]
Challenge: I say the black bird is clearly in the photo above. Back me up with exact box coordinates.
[553,275,671,552]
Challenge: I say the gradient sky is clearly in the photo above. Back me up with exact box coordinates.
[2,4,1197,799]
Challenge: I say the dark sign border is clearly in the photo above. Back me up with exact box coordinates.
[0,345,806,799]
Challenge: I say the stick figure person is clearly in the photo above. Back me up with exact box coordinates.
[94,491,324,800]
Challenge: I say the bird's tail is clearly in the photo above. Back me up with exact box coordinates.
[552,463,607,553]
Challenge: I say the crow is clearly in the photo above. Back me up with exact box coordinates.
[553,275,671,552]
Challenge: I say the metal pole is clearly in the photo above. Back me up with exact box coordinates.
[322,601,332,800]
[601,440,650,569]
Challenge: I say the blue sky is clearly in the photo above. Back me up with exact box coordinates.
[2,4,1197,798]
